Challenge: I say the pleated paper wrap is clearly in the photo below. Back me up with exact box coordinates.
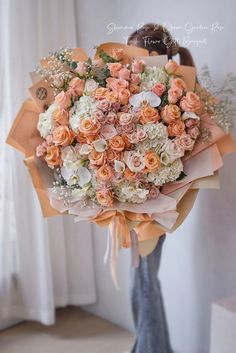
[6,42,236,263]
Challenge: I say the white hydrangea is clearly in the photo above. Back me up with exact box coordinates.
[37,103,58,138]
[69,95,98,133]
[160,140,184,166]
[136,139,154,154]
[144,122,168,140]
[147,159,183,186]
[115,182,149,203]
[137,123,168,154]
[140,66,169,90]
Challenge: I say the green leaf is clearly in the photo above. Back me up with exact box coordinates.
[159,91,169,108]
[93,64,111,87]
[70,61,78,69]
[86,57,92,66]
[176,171,187,181]
[97,48,119,63]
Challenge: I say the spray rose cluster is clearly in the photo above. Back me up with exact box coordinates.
[36,49,203,207]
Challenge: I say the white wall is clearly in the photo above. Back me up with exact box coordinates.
[75,1,236,352]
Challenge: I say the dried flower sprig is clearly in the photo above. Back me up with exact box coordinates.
[198,66,236,132]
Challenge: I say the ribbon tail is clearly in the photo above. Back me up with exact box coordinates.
[130,229,140,268]
[103,228,110,265]
[110,217,120,291]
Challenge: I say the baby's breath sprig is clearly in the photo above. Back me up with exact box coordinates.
[198,66,236,132]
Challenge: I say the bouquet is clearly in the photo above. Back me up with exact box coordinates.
[7,43,236,283]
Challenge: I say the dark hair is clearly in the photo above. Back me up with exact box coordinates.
[127,23,195,67]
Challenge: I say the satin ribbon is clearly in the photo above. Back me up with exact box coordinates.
[90,208,179,251]
[106,218,140,289]
[91,210,165,288]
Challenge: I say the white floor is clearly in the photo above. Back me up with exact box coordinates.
[0,307,134,353]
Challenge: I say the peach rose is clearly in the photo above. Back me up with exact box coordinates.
[119,113,133,126]
[140,106,160,124]
[188,126,200,139]
[144,151,160,171]
[136,128,147,141]
[106,111,117,124]
[120,105,129,113]
[124,168,137,181]
[75,62,87,75]
[93,110,105,123]
[118,88,131,105]
[105,91,118,103]
[106,148,120,162]
[152,83,166,97]
[124,151,145,173]
[76,133,87,144]
[171,78,187,91]
[130,73,141,85]
[121,134,132,149]
[96,190,113,207]
[107,63,122,77]
[168,87,183,104]
[165,60,179,74]
[122,123,134,134]
[119,68,131,81]
[175,133,195,151]
[98,99,111,112]
[105,77,117,88]
[85,134,100,144]
[45,146,61,168]
[130,84,140,95]
[149,186,160,200]
[52,126,74,147]
[53,109,69,125]
[109,135,125,152]
[55,91,71,109]
[131,59,145,74]
[161,104,181,124]
[94,87,109,100]
[68,77,85,97]
[89,150,105,166]
[111,48,125,60]
[46,134,53,145]
[96,165,113,182]
[36,142,47,157]
[92,58,105,69]
[110,78,129,93]
[185,118,199,128]
[167,119,185,137]
[79,118,100,135]
[180,92,202,112]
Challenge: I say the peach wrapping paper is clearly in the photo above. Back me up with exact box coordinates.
[6,43,236,257]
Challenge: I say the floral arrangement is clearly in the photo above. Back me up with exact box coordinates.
[6,43,236,270]
[36,48,203,208]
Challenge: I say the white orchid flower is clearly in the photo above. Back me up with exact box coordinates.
[61,166,91,187]
[79,144,92,155]
[129,91,161,108]
[114,160,125,173]
[93,138,107,152]
[77,167,91,187]
[182,112,200,121]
